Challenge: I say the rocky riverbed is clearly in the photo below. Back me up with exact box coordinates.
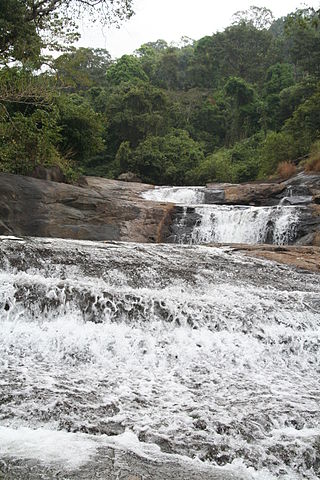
[0,236,319,479]
[0,172,319,247]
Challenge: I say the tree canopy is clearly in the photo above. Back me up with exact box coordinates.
[0,0,134,64]
[1,2,320,184]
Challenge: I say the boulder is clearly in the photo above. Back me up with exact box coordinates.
[294,205,320,245]
[118,172,142,183]
[223,183,286,206]
[31,165,67,183]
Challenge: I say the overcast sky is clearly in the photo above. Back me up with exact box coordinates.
[77,0,320,58]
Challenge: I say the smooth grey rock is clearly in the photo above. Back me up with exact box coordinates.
[118,172,142,183]
[0,173,172,243]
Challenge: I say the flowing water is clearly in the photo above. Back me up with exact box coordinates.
[173,205,300,245]
[0,237,319,479]
[142,186,302,245]
[142,186,206,204]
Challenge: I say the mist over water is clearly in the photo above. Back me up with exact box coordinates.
[0,237,319,479]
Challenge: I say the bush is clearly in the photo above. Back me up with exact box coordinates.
[122,129,205,185]
[187,149,235,184]
[0,107,67,175]
[258,131,299,178]
[276,161,297,179]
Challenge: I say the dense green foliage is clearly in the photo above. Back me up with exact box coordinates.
[1,3,320,184]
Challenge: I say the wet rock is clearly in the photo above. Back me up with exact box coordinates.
[294,205,320,245]
[0,447,242,479]
[227,244,320,272]
[77,421,125,436]
[1,171,319,246]
[204,189,225,204]
[193,419,208,430]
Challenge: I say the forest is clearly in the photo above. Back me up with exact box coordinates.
[1,1,320,185]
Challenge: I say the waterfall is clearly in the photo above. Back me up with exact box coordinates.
[142,186,302,245]
[142,186,206,204]
[0,237,319,480]
[175,205,300,245]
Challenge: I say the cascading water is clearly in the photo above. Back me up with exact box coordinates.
[142,186,302,245]
[175,205,300,245]
[142,186,206,204]
[0,236,319,480]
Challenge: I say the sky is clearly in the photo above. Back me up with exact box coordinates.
[77,0,320,59]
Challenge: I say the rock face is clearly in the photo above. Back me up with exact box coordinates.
[224,183,286,206]
[0,171,319,246]
[0,173,173,242]
[204,173,320,246]
[207,172,320,206]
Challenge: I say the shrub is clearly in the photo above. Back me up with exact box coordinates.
[0,108,64,175]
[258,131,299,178]
[276,161,297,179]
[186,149,235,184]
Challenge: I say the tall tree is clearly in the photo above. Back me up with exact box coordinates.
[224,77,260,143]
[53,48,111,90]
[285,8,320,77]
[192,24,275,87]
[0,0,134,64]
[106,55,148,86]
[232,6,274,29]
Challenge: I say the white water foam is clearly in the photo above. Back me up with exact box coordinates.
[175,205,300,245]
[0,238,319,479]
[142,186,206,204]
[142,187,301,245]
[0,426,97,469]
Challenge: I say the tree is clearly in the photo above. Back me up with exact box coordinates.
[285,8,320,77]
[264,63,295,96]
[191,36,220,88]
[134,40,172,82]
[262,63,295,130]
[224,77,260,144]
[0,106,63,175]
[188,94,228,152]
[151,45,195,90]
[258,131,298,176]
[0,0,41,65]
[232,6,274,30]
[0,0,134,178]
[126,129,205,185]
[0,0,134,64]
[136,40,169,57]
[284,89,320,153]
[192,24,275,87]
[56,93,105,163]
[106,55,149,86]
[278,78,318,124]
[97,81,169,156]
[53,48,111,90]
